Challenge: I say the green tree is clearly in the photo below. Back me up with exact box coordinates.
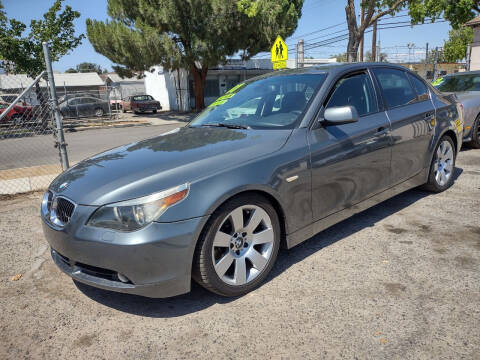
[409,0,480,29]
[86,0,303,110]
[75,62,105,74]
[0,0,84,77]
[65,67,78,73]
[331,53,348,62]
[443,27,474,62]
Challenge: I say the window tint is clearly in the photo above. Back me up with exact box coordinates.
[325,72,378,117]
[435,74,480,92]
[408,74,429,101]
[373,68,416,108]
[190,74,326,129]
[133,95,153,101]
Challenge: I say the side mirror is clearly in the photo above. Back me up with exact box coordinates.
[322,105,359,126]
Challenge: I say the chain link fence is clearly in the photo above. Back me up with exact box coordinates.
[0,44,68,195]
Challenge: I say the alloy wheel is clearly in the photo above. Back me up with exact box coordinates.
[434,140,454,187]
[211,205,275,286]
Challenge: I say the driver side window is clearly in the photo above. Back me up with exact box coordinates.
[326,72,378,117]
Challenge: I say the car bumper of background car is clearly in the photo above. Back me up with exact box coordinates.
[41,204,207,298]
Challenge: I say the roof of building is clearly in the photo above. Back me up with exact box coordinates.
[466,15,480,27]
[0,72,104,90]
[105,73,143,83]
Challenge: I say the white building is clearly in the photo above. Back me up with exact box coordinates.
[466,15,480,71]
[102,73,145,100]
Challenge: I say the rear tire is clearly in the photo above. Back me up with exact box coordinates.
[423,135,456,192]
[192,194,281,297]
[94,108,104,117]
[10,114,23,127]
[468,114,480,149]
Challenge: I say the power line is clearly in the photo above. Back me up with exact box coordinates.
[287,21,346,43]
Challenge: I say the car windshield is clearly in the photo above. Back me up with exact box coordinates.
[434,74,480,92]
[189,73,327,129]
[133,95,153,101]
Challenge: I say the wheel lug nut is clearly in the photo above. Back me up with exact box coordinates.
[244,243,248,248]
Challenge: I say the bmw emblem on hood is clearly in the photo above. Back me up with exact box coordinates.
[58,182,69,191]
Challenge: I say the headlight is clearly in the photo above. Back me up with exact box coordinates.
[87,183,189,231]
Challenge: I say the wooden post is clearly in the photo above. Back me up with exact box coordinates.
[371,20,377,62]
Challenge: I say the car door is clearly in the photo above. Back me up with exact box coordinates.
[308,70,392,222]
[66,98,78,117]
[371,68,435,184]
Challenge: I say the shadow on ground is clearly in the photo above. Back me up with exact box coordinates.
[76,167,463,318]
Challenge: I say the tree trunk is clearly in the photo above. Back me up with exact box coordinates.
[345,0,360,62]
[191,63,208,111]
[371,20,377,62]
[359,7,365,62]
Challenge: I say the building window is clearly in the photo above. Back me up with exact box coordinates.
[204,79,220,98]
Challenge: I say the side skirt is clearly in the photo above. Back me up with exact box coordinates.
[286,168,429,249]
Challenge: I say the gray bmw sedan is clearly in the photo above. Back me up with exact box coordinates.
[42,63,463,298]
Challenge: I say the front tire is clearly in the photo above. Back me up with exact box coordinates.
[423,135,456,192]
[193,194,281,297]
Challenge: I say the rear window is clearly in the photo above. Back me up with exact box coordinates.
[133,95,154,101]
[408,74,429,101]
[373,68,417,108]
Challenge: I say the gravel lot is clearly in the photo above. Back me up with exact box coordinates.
[0,148,479,359]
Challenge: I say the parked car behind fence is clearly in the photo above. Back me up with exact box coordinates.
[59,96,110,118]
[121,94,161,114]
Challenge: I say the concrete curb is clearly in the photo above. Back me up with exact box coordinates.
[0,164,62,195]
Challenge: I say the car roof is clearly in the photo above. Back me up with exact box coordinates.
[246,62,414,82]
[441,71,480,77]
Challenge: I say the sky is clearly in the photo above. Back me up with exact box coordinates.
[2,0,453,72]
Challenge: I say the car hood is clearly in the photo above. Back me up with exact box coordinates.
[50,126,292,206]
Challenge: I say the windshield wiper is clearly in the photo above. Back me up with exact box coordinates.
[200,123,250,129]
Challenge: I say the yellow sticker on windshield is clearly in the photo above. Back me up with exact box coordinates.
[208,82,246,108]
[432,77,444,86]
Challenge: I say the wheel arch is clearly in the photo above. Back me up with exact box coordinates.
[199,187,289,251]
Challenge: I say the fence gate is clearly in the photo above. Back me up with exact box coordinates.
[0,43,69,195]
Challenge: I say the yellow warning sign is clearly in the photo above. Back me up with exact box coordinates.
[273,60,287,70]
[271,36,288,69]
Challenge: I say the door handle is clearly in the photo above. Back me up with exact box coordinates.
[375,126,388,136]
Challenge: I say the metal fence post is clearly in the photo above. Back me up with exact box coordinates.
[42,42,69,170]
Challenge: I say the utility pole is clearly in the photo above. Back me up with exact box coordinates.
[424,42,429,79]
[371,20,377,62]
[433,47,439,81]
[298,39,304,68]
[295,43,298,69]
[466,44,472,71]
[359,7,365,62]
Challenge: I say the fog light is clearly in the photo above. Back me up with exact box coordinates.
[117,273,130,283]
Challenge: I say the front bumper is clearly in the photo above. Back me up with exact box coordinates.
[42,203,207,298]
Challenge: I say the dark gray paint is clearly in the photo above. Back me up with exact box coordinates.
[42,63,463,298]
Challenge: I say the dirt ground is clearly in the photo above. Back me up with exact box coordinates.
[0,148,479,359]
